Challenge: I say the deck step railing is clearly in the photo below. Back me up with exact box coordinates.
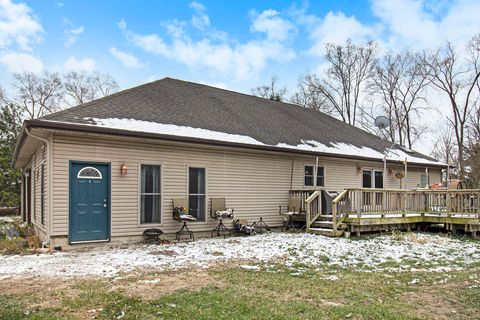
[332,188,480,230]
[305,191,322,229]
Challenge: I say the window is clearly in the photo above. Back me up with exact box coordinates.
[362,170,383,189]
[189,167,206,221]
[77,167,102,179]
[362,170,372,188]
[363,170,384,206]
[374,171,384,189]
[41,164,45,225]
[420,174,428,188]
[140,165,161,224]
[304,165,325,187]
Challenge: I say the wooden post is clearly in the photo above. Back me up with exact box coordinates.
[306,201,311,229]
[332,201,337,232]
[446,189,451,217]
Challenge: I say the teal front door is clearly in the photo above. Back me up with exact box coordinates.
[69,162,110,243]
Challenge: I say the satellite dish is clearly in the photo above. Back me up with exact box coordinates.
[374,116,390,129]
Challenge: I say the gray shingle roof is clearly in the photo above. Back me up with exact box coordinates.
[39,77,439,164]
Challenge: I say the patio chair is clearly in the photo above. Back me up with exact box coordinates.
[172,198,197,241]
[210,197,235,237]
[279,196,304,230]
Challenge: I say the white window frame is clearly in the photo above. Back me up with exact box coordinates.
[187,166,207,223]
[77,166,103,179]
[362,169,384,189]
[304,164,326,188]
[138,163,163,226]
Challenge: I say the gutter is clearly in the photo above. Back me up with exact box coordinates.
[22,119,448,169]
[24,126,54,244]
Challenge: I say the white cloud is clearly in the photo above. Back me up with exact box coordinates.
[250,9,296,42]
[190,1,210,30]
[0,0,43,50]
[372,0,480,49]
[109,47,145,69]
[297,0,480,56]
[308,12,379,55]
[0,51,43,73]
[118,6,296,80]
[63,56,96,72]
[63,19,84,47]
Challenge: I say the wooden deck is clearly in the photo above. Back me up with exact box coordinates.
[290,188,480,238]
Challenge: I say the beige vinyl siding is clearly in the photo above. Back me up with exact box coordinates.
[30,143,48,240]
[51,133,443,238]
[52,135,293,236]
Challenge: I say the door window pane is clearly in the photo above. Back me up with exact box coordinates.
[362,170,372,188]
[140,165,161,224]
[189,168,205,221]
[374,171,384,189]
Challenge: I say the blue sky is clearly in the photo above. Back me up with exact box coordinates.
[2,0,480,97]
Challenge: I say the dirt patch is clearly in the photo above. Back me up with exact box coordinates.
[401,283,475,320]
[0,268,225,312]
[111,269,226,300]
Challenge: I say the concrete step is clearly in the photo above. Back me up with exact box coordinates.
[307,227,344,237]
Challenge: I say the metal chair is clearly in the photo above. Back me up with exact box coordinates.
[279,196,304,230]
[210,198,234,237]
[172,198,197,241]
[142,228,164,243]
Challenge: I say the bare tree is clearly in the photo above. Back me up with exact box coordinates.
[301,40,377,126]
[291,75,330,112]
[422,35,480,178]
[251,75,287,102]
[10,71,64,119]
[431,123,457,167]
[64,71,119,106]
[372,51,430,148]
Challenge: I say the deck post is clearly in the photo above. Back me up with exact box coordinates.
[446,189,451,217]
[332,200,337,232]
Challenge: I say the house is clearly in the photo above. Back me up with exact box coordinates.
[12,78,445,248]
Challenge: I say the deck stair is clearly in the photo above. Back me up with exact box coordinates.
[300,190,347,237]
[308,214,346,237]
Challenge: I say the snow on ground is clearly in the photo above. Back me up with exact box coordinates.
[0,232,479,278]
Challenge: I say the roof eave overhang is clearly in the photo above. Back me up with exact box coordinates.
[17,119,447,169]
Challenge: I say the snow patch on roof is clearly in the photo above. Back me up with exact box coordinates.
[42,117,443,166]
[276,140,443,166]
[88,117,265,146]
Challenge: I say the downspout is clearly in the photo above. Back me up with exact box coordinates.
[25,127,53,246]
